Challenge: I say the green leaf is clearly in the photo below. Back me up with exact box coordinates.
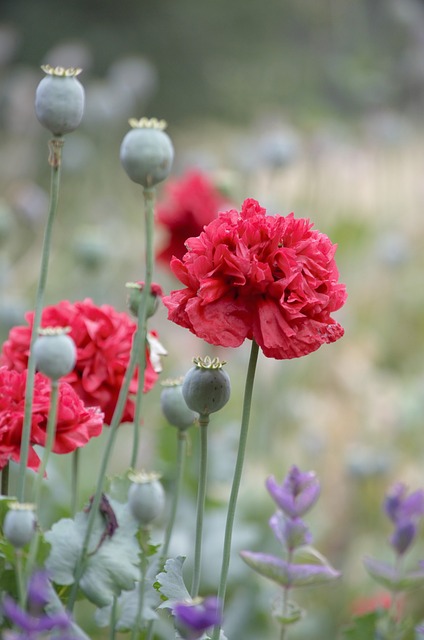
[341,611,380,640]
[363,556,424,592]
[45,497,140,607]
[240,549,340,588]
[95,552,161,630]
[272,599,304,626]
[156,556,191,609]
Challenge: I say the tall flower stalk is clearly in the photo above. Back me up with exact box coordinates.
[191,413,209,598]
[18,64,85,502]
[211,339,259,640]
[17,137,63,502]
[130,187,155,470]
[68,117,173,611]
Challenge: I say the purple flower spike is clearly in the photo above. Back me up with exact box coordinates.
[173,596,222,640]
[266,466,320,518]
[27,570,51,611]
[390,521,417,556]
[2,594,72,636]
[269,512,312,551]
[384,483,424,524]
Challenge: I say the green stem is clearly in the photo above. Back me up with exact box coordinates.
[1,462,9,496]
[17,137,64,503]
[109,595,118,640]
[145,431,188,640]
[15,549,26,608]
[33,380,59,508]
[27,379,59,578]
[212,340,259,640]
[131,534,149,640]
[191,414,209,598]
[130,186,156,470]
[71,448,80,516]
[67,188,156,612]
[162,430,187,560]
[280,549,293,640]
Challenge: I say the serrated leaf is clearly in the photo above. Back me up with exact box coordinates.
[95,552,161,630]
[363,556,424,592]
[240,550,340,588]
[156,556,191,609]
[45,497,140,607]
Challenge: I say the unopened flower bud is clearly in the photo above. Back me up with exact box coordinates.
[182,356,231,416]
[128,471,165,526]
[35,65,85,136]
[33,327,76,380]
[120,118,174,188]
[3,502,37,548]
[160,378,198,430]
[126,281,163,319]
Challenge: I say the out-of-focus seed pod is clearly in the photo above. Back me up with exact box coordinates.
[33,327,76,380]
[160,377,198,430]
[35,65,85,136]
[125,281,163,319]
[120,117,174,188]
[127,471,165,526]
[3,502,37,548]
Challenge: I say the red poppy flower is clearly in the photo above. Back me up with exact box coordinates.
[0,367,104,471]
[0,299,166,424]
[156,170,229,266]
[163,198,346,359]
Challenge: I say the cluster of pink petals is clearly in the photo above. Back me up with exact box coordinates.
[163,198,346,359]
[0,299,164,424]
[0,367,104,472]
[156,170,229,266]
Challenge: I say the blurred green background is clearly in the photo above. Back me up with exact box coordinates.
[2,1,424,638]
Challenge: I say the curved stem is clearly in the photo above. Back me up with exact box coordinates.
[212,340,259,640]
[162,430,187,560]
[130,186,155,469]
[191,414,209,598]
[17,137,64,503]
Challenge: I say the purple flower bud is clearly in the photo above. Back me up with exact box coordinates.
[2,595,71,633]
[269,511,312,551]
[390,520,417,556]
[266,466,320,518]
[384,483,424,524]
[173,597,222,640]
[27,570,51,611]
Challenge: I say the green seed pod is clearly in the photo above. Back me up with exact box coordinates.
[160,378,198,430]
[127,471,165,526]
[125,281,162,319]
[35,65,85,136]
[33,327,76,380]
[3,503,37,548]
[182,356,231,416]
[120,117,174,188]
